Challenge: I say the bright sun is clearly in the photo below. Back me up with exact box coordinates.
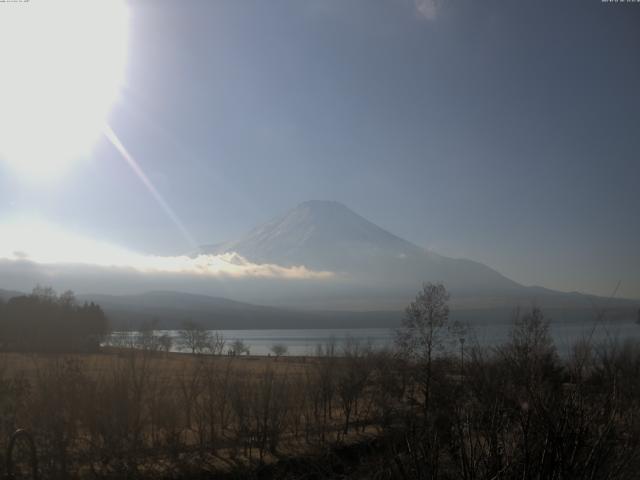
[0,0,129,180]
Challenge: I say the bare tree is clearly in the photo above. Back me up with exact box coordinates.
[31,284,57,302]
[178,320,211,355]
[395,282,451,415]
[229,339,250,356]
[270,343,288,359]
[158,333,173,353]
[204,331,226,355]
[59,290,76,308]
[136,318,161,352]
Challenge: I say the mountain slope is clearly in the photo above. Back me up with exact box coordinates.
[80,290,639,330]
[194,201,640,313]
[77,291,402,329]
[201,200,425,269]
[198,200,520,296]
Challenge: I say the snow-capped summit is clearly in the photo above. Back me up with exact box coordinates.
[205,200,424,269]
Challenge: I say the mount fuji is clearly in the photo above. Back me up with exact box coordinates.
[199,201,515,292]
[196,200,629,312]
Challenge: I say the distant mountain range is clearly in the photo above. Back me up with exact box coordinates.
[75,291,400,330]
[0,289,22,302]
[3,288,633,331]
[0,288,398,329]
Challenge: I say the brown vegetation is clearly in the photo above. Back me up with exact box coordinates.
[0,283,639,479]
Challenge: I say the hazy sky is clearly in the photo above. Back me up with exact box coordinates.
[0,0,638,299]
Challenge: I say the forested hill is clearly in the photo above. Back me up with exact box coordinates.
[0,287,109,352]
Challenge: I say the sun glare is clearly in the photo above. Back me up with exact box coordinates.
[0,0,129,180]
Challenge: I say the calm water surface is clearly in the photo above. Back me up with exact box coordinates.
[114,321,640,356]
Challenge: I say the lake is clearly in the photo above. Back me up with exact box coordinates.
[112,319,640,356]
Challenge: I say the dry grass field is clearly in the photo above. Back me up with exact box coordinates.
[0,349,315,381]
[2,307,640,479]
[0,346,395,479]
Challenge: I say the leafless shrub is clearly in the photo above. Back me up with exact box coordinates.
[192,357,235,455]
[308,339,338,446]
[369,349,406,430]
[249,366,291,461]
[337,338,373,435]
[28,357,90,477]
